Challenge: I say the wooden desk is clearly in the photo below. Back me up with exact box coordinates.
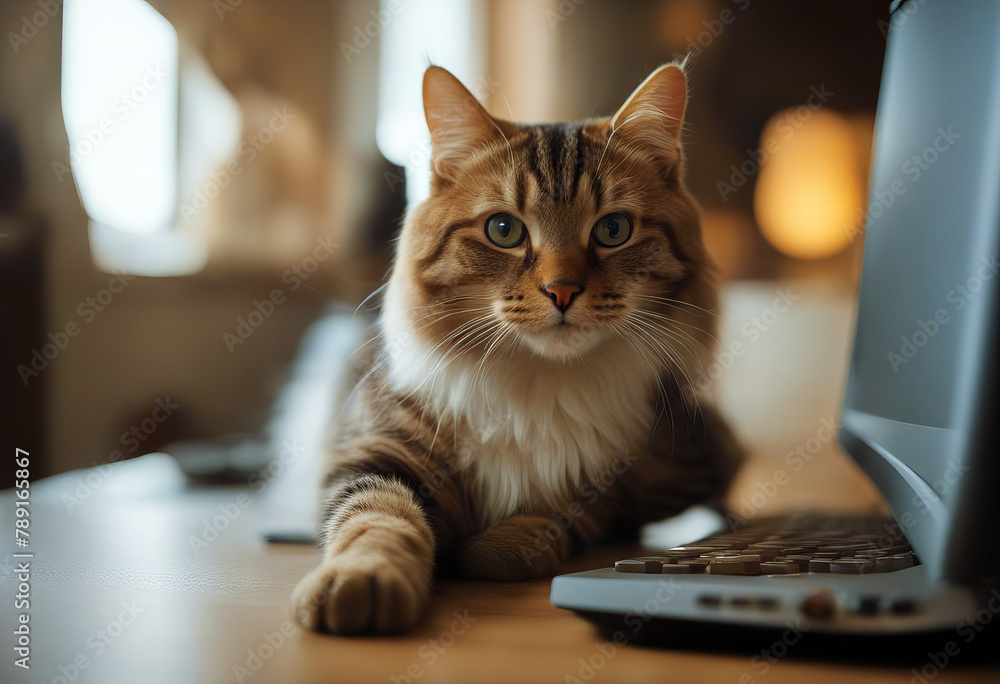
[2,454,997,684]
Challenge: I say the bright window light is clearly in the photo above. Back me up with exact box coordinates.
[377,0,484,206]
[61,0,179,235]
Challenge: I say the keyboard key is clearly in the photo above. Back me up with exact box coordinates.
[662,563,701,574]
[808,559,833,573]
[855,550,888,558]
[761,560,801,574]
[743,547,781,561]
[874,554,915,572]
[659,549,702,558]
[830,559,875,574]
[709,558,762,575]
[632,557,669,572]
[667,546,728,554]
[676,559,709,573]
[614,559,648,573]
[818,543,876,554]
[878,544,912,555]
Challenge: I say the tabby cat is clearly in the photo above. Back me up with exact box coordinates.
[291,63,743,634]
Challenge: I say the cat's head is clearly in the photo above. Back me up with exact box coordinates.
[385,63,717,375]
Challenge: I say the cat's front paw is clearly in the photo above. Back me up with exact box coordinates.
[456,515,571,581]
[291,551,429,634]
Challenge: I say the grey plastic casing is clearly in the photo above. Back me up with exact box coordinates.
[839,0,1000,584]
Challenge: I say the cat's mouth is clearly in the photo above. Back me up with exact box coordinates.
[517,322,604,360]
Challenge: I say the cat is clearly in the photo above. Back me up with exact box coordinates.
[291,62,743,634]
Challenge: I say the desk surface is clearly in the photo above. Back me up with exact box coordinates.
[2,454,998,684]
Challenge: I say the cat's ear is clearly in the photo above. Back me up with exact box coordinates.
[423,66,511,179]
[610,63,687,160]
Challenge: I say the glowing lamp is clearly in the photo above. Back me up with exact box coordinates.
[753,109,864,259]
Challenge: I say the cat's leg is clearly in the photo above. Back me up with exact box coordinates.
[291,471,434,634]
[455,514,573,580]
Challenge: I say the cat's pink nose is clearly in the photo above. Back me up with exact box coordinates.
[542,282,583,313]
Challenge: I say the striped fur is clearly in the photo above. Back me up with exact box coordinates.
[292,64,743,634]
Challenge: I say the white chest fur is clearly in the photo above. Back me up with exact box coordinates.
[381,307,657,522]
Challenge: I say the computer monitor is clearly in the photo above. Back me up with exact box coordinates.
[840,0,1000,585]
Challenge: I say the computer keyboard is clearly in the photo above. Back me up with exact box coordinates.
[614,513,919,576]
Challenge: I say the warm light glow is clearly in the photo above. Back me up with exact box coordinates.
[377,0,484,206]
[61,0,179,234]
[754,109,864,260]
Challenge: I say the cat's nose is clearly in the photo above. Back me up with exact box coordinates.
[542,282,583,313]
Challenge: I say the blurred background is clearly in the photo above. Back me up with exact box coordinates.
[0,0,889,510]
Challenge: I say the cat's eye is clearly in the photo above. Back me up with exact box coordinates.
[592,213,633,248]
[485,213,527,248]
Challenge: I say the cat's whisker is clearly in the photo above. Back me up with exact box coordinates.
[401,295,484,316]
[344,296,488,363]
[630,307,720,343]
[631,294,721,319]
[619,314,702,426]
[409,306,495,332]
[467,321,513,404]
[624,313,704,382]
[398,316,501,404]
[353,283,388,317]
[611,321,676,444]
[476,324,519,410]
[629,309,716,364]
[632,328,693,440]
[624,313,711,426]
